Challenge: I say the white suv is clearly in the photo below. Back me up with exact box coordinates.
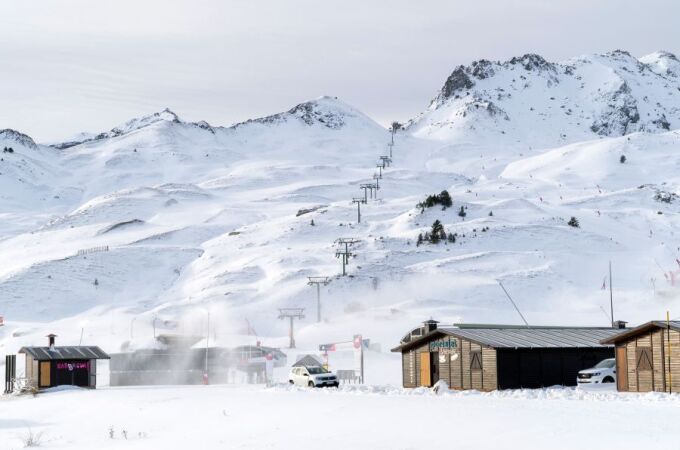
[577,358,616,385]
[289,366,339,388]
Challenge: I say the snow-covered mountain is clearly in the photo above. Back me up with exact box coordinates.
[2,51,680,381]
[409,50,680,147]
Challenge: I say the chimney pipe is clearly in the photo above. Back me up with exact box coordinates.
[47,334,57,350]
[423,319,439,333]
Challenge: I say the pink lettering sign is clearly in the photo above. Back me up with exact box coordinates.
[56,362,89,371]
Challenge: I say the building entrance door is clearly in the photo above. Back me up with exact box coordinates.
[39,361,51,387]
[420,352,431,387]
[431,352,440,384]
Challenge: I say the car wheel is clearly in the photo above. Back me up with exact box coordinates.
[308,381,315,388]
[602,376,615,383]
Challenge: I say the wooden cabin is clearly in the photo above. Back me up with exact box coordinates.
[600,320,680,393]
[18,334,110,390]
[392,320,621,390]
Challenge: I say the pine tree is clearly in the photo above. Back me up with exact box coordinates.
[458,206,467,219]
[448,233,456,243]
[439,190,452,208]
[430,220,443,243]
[567,216,579,228]
[310,219,315,226]
[417,233,423,246]
[488,211,493,217]
[620,155,626,164]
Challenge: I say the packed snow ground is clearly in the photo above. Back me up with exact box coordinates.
[1,384,679,450]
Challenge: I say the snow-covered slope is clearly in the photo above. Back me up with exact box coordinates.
[409,50,680,147]
[2,53,680,381]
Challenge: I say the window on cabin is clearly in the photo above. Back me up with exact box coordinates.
[470,351,483,370]
[636,347,653,371]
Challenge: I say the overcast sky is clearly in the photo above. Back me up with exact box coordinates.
[1,0,678,142]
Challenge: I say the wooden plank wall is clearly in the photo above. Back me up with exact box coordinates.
[470,342,483,390]
[636,333,653,392]
[402,351,417,388]
[626,340,637,392]
[651,329,665,392]
[459,338,497,391]
[400,336,498,391]
[462,340,471,389]
[622,329,672,392]
[482,346,498,391]
[439,337,451,384]
[451,338,463,389]
[663,329,680,392]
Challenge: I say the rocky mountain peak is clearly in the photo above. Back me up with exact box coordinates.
[0,128,38,150]
[231,96,367,130]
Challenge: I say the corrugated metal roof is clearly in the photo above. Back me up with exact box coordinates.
[600,320,680,344]
[19,346,110,360]
[293,354,323,367]
[438,327,621,348]
[651,320,680,329]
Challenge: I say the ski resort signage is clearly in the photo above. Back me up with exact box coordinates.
[429,340,458,354]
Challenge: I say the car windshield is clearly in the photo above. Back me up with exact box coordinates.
[306,367,328,374]
[594,359,615,369]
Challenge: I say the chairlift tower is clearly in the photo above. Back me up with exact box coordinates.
[335,238,360,276]
[307,277,331,322]
[379,156,392,168]
[278,308,305,348]
[368,183,379,200]
[351,198,364,223]
[375,164,383,178]
[373,173,380,190]
[360,183,372,203]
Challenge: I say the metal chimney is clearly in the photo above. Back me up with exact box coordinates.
[47,333,57,350]
[422,319,439,333]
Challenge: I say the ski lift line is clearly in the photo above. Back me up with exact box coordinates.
[496,280,529,327]
[599,306,613,325]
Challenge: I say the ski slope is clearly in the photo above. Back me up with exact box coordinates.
[1,51,680,382]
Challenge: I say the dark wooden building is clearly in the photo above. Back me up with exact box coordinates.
[600,320,680,393]
[19,334,110,390]
[392,321,620,390]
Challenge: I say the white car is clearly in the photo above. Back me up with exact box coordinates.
[289,366,339,388]
[577,358,616,385]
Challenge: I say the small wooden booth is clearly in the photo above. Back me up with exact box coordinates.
[392,320,620,390]
[600,320,680,393]
[18,334,110,390]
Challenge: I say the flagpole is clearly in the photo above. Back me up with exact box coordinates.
[609,261,614,328]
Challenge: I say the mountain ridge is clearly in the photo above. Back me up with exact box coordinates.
[408,49,680,146]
